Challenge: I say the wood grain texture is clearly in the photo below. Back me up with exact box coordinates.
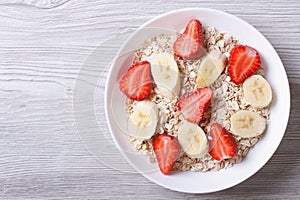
[0,0,70,8]
[0,0,299,199]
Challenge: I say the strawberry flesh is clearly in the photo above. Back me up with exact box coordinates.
[209,123,237,161]
[153,134,181,175]
[174,19,204,60]
[228,45,261,84]
[119,61,152,100]
[177,88,213,124]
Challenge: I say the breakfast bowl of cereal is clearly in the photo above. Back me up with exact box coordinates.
[104,8,290,193]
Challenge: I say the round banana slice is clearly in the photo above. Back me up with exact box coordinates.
[178,120,208,158]
[243,75,272,108]
[196,49,226,88]
[230,110,266,138]
[151,53,181,98]
[127,101,158,139]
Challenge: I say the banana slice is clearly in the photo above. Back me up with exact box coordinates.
[178,120,208,158]
[128,101,158,139]
[196,49,227,88]
[151,53,181,98]
[243,75,272,108]
[230,110,266,138]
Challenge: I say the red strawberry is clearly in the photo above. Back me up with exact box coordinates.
[209,123,237,161]
[228,45,261,84]
[153,134,181,175]
[119,61,152,100]
[174,19,204,60]
[177,88,212,124]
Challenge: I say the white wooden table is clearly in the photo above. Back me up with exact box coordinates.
[1,0,299,199]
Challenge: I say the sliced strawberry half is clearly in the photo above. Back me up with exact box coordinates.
[174,19,204,60]
[228,45,261,84]
[209,123,237,161]
[177,87,213,124]
[153,134,181,175]
[119,61,152,100]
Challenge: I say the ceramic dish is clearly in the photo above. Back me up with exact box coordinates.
[104,8,290,193]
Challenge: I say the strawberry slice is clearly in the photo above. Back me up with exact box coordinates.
[228,45,261,84]
[174,19,204,60]
[177,88,213,124]
[119,61,152,100]
[153,134,181,175]
[209,123,237,161]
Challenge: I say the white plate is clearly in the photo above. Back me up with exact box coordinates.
[104,8,290,193]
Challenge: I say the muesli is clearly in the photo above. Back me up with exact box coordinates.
[119,19,272,175]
